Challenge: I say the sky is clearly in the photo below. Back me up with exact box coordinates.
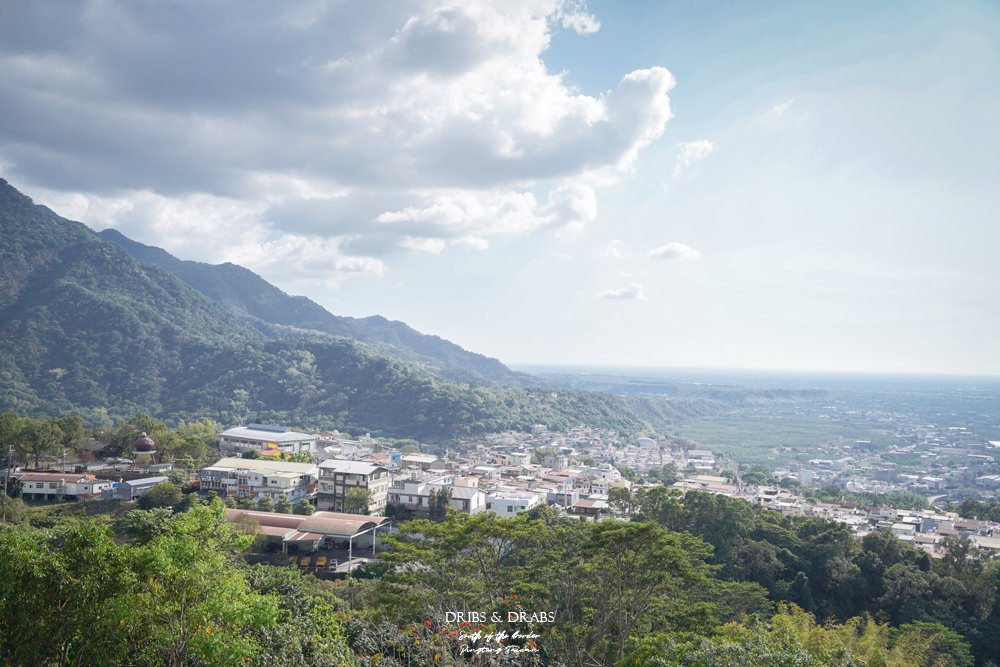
[1,0,998,376]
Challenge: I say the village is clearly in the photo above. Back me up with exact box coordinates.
[6,417,1000,573]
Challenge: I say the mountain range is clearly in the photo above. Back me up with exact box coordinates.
[96,228,528,387]
[0,178,656,438]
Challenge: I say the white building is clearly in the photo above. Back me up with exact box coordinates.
[316,459,390,514]
[219,424,317,454]
[542,454,569,471]
[388,477,487,516]
[486,491,542,516]
[494,451,531,467]
[400,453,445,470]
[15,472,113,500]
[198,457,318,502]
[450,486,488,514]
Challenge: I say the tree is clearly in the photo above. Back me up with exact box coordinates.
[609,486,636,519]
[110,413,167,454]
[293,499,315,515]
[0,520,138,665]
[671,490,757,556]
[383,502,406,520]
[428,486,451,521]
[19,418,62,469]
[344,488,371,515]
[939,535,991,577]
[0,503,306,666]
[579,521,712,664]
[741,465,777,486]
[891,621,974,667]
[275,495,293,514]
[648,462,679,485]
[241,565,354,665]
[138,481,183,509]
[634,486,683,523]
[55,416,85,457]
[0,413,23,451]
[256,496,274,512]
[172,492,196,514]
[121,507,174,542]
[382,511,541,622]
[124,503,282,665]
[616,465,639,482]
[779,477,804,492]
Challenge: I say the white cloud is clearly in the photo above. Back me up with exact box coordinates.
[755,98,808,128]
[558,4,601,34]
[30,184,385,288]
[601,240,628,259]
[0,0,673,281]
[672,140,716,178]
[648,242,700,261]
[544,181,597,231]
[768,100,795,116]
[597,283,647,300]
[400,237,449,254]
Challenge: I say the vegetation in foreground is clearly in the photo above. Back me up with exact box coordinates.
[2,490,997,666]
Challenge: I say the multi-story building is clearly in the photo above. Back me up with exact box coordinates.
[387,476,487,517]
[198,457,318,502]
[546,488,580,507]
[219,424,317,455]
[400,453,444,470]
[450,486,487,514]
[485,490,542,516]
[316,459,390,513]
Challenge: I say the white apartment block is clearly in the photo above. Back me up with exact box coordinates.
[316,459,390,514]
[198,457,318,502]
[219,424,317,454]
[485,491,542,516]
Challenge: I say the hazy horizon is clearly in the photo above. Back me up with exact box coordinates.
[512,363,1000,384]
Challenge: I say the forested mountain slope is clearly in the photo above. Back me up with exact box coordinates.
[98,228,529,386]
[0,178,647,437]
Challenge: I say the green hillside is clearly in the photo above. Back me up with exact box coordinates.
[0,178,647,437]
[98,228,529,386]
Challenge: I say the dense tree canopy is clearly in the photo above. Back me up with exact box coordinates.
[0,501,353,666]
[2,485,996,666]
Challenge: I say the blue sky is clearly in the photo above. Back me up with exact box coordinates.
[2,1,998,374]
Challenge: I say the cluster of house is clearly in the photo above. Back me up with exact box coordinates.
[11,471,169,501]
[193,423,644,519]
[674,474,1000,558]
[13,422,1000,561]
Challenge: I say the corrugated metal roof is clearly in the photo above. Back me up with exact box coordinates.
[285,530,324,542]
[298,512,390,537]
[318,459,387,475]
[206,458,317,474]
[225,509,306,530]
[225,509,389,539]
[220,426,315,443]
